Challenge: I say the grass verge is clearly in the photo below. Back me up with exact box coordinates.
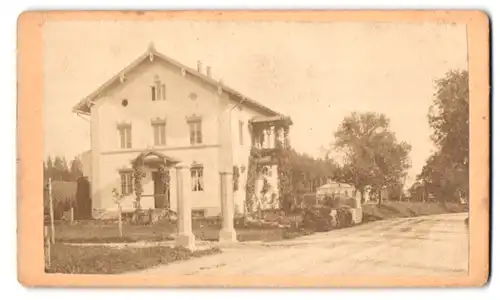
[54,220,307,244]
[362,201,468,223]
[45,243,221,274]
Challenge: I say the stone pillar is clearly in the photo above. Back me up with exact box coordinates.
[219,171,237,243]
[352,189,363,224]
[175,163,195,250]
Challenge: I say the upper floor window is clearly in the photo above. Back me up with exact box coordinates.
[151,75,166,101]
[187,116,203,145]
[117,123,132,149]
[191,164,204,192]
[239,121,244,145]
[151,119,166,146]
[119,170,133,195]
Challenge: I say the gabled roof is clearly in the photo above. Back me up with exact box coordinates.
[72,43,284,117]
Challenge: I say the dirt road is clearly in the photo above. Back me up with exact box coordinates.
[132,213,469,276]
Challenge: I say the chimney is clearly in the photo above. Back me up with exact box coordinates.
[206,66,212,78]
[197,61,203,73]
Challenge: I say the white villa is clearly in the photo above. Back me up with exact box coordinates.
[74,44,293,219]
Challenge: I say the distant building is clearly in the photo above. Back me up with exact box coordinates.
[316,182,359,203]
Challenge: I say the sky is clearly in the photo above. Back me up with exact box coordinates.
[43,20,468,185]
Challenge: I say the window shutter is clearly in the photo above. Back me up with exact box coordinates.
[153,124,159,145]
[126,127,132,148]
[196,122,202,143]
[120,174,125,195]
[189,123,195,144]
[151,86,156,101]
[160,84,166,100]
[119,129,125,148]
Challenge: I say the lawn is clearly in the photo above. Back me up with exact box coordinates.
[48,215,310,274]
[46,243,221,274]
[53,218,304,244]
[362,201,468,222]
[53,202,467,244]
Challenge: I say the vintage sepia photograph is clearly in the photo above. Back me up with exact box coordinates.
[16,11,489,287]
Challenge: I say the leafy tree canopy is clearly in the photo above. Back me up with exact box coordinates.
[330,112,412,199]
[418,70,469,201]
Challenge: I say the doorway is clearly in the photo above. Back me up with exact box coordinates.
[152,171,170,209]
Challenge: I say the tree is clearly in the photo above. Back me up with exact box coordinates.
[429,70,469,163]
[45,156,54,180]
[331,112,412,203]
[69,156,84,181]
[289,149,342,195]
[52,156,69,181]
[112,188,125,238]
[419,70,469,202]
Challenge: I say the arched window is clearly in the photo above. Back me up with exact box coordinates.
[151,75,166,101]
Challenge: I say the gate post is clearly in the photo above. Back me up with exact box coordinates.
[174,163,195,250]
[219,171,237,243]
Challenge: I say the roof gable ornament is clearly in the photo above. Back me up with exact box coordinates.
[72,45,285,117]
[119,72,126,83]
[217,79,224,95]
[148,42,156,52]
[181,68,186,77]
[148,42,156,62]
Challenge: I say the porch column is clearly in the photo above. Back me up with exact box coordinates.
[219,171,237,243]
[175,163,195,250]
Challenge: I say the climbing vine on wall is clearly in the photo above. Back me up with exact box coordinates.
[131,152,170,211]
[157,164,170,208]
[277,149,293,212]
[233,165,240,191]
[280,126,293,212]
[245,121,294,215]
[245,148,260,214]
[131,156,146,210]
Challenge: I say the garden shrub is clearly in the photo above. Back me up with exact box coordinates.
[335,207,354,228]
[301,204,334,232]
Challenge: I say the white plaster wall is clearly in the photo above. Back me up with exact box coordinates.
[96,59,222,152]
[92,58,227,216]
[89,56,282,217]
[81,150,92,179]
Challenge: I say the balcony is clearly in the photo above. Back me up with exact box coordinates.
[249,115,293,154]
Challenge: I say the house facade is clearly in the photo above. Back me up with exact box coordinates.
[73,44,292,219]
